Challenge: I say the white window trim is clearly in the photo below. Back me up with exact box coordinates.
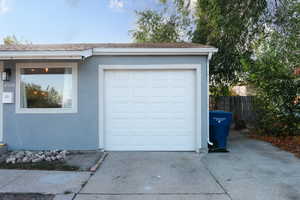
[15,62,78,114]
[98,64,202,151]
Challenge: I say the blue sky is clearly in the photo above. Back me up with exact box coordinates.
[0,0,161,44]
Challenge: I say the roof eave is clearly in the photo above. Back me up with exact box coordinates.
[0,47,218,60]
[92,48,218,56]
[0,49,93,60]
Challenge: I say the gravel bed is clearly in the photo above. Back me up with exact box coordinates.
[0,150,103,171]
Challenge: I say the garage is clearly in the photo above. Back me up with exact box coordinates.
[103,69,196,151]
[0,43,217,151]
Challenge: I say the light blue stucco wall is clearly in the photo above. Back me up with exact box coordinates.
[3,59,99,150]
[3,55,208,150]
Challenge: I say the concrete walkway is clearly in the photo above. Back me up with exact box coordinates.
[0,169,91,200]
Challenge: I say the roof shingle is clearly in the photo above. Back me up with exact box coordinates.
[0,43,214,51]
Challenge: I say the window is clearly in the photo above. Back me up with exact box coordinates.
[16,63,78,113]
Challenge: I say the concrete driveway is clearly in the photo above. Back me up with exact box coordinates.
[203,131,300,200]
[76,131,300,200]
[0,131,298,199]
[78,152,229,200]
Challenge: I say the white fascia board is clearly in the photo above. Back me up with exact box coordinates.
[0,49,92,60]
[0,47,219,59]
[92,48,218,56]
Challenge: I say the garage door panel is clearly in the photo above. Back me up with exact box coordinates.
[106,135,194,147]
[106,130,193,136]
[110,113,187,121]
[107,120,188,130]
[104,69,196,151]
[132,88,149,97]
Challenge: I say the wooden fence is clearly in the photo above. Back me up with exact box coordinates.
[209,96,256,125]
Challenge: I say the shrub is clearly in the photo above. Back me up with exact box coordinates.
[242,0,300,136]
[243,33,299,135]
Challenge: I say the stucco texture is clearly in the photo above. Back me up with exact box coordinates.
[3,55,208,150]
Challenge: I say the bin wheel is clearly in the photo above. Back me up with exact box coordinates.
[208,148,229,153]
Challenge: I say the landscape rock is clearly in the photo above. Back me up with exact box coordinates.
[22,157,30,163]
[5,150,69,164]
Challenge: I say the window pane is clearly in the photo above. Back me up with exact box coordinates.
[20,67,73,108]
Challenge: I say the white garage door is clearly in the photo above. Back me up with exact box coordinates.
[104,69,196,151]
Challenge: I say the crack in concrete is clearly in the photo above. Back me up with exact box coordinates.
[202,161,234,200]
[72,153,109,200]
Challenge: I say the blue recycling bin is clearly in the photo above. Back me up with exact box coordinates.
[209,111,232,152]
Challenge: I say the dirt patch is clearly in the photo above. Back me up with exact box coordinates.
[249,134,300,158]
[0,161,79,171]
[0,193,54,200]
[0,151,103,171]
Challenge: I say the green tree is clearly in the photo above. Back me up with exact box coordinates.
[131,0,268,96]
[3,35,31,45]
[131,0,192,42]
[3,35,20,45]
[242,0,300,136]
[192,0,267,96]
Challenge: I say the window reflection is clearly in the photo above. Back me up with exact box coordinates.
[20,67,73,108]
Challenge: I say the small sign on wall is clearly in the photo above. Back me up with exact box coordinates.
[4,83,15,88]
[2,92,14,104]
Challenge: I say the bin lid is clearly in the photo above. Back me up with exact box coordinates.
[209,110,232,115]
[209,110,233,119]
